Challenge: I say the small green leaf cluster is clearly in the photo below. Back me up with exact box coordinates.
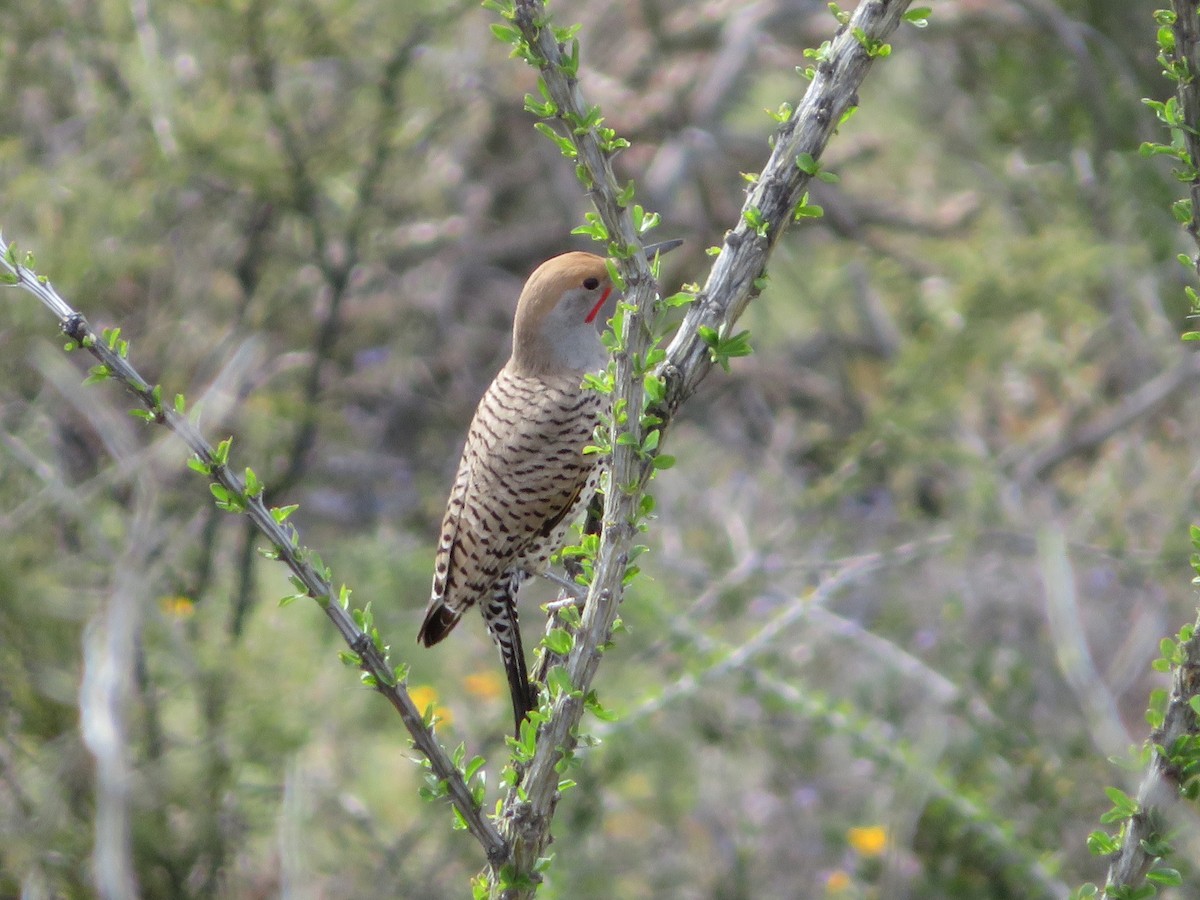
[483,0,547,67]
[1143,8,1200,334]
[799,41,833,81]
[480,857,548,898]
[1140,92,1199,184]
[0,241,37,285]
[491,1,629,164]
[1180,283,1200,340]
[698,323,753,373]
[429,743,488,831]
[742,206,770,238]
[559,534,599,585]
[852,27,891,58]
[795,152,839,184]
[1080,618,1200,898]
[348,601,391,687]
[1152,9,1190,84]
[765,102,793,124]
[82,326,128,385]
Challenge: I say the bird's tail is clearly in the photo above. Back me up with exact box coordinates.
[417,600,461,647]
[483,586,535,737]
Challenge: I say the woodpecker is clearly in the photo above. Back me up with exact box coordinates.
[418,240,681,734]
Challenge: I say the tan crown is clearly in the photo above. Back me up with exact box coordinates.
[511,252,611,375]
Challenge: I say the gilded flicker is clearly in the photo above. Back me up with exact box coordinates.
[418,241,680,734]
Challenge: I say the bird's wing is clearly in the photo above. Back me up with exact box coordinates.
[418,450,472,646]
[422,369,599,639]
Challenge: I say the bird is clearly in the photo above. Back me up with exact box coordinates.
[418,240,681,735]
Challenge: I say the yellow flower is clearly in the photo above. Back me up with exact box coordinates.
[159,595,195,618]
[846,825,888,857]
[463,670,504,701]
[825,870,852,893]
[409,685,453,727]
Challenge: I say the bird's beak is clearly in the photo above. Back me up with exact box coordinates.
[643,239,683,259]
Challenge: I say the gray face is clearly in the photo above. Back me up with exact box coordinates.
[536,282,612,373]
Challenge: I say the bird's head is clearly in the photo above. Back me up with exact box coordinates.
[511,252,614,376]
[510,242,681,376]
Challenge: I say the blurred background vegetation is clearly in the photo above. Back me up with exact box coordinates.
[0,0,1196,896]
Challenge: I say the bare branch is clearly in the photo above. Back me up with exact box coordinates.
[1012,352,1200,485]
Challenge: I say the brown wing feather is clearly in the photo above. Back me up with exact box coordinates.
[418,452,472,646]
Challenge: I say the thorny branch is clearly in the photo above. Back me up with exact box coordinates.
[1099,2,1200,895]
[497,1,914,896]
[1103,612,1200,897]
[2,0,917,892]
[0,239,509,868]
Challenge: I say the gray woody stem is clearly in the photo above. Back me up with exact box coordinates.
[1102,612,1200,896]
[496,1,913,897]
[1099,2,1200,894]
[0,240,509,868]
[1169,0,1200,275]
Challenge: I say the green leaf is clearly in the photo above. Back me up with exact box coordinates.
[902,7,931,27]
[643,372,665,403]
[584,689,619,721]
[1101,786,1138,822]
[765,102,793,124]
[544,628,575,655]
[632,205,660,235]
[794,190,825,219]
[742,206,769,237]
[244,467,262,497]
[83,364,112,385]
[661,290,697,308]
[490,22,520,43]
[604,257,626,292]
[1086,830,1118,856]
[272,503,300,523]
[1146,868,1182,886]
[533,122,577,158]
[546,665,577,698]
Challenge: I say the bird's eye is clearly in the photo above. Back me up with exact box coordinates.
[583,277,600,290]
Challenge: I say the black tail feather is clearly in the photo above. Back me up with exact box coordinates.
[501,612,535,738]
[418,602,461,647]
[482,582,536,737]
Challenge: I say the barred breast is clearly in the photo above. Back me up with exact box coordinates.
[418,366,602,646]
